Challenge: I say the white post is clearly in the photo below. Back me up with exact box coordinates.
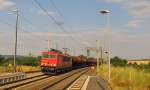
[96,40,100,74]
[13,10,19,73]
[107,11,111,81]
[48,40,50,50]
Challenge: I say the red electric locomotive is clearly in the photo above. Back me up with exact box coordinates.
[40,49,72,74]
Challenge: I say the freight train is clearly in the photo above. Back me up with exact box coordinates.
[40,49,96,74]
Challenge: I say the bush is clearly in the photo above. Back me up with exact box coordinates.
[111,56,127,67]
[17,56,40,66]
[0,56,40,66]
[0,55,4,64]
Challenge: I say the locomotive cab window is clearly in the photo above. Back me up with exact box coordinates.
[49,55,56,58]
[42,54,48,58]
[42,54,56,58]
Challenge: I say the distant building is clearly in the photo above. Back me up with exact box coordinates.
[128,59,150,65]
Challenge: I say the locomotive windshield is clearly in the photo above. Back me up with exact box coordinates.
[42,54,56,58]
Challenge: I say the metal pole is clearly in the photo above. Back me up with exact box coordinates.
[13,10,19,73]
[55,42,58,50]
[96,40,100,74]
[47,40,51,50]
[107,11,111,81]
[100,47,103,64]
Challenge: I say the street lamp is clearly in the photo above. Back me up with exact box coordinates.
[99,9,111,81]
[100,9,110,14]
[9,9,19,73]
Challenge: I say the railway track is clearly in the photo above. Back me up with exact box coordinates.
[3,68,89,90]
[25,70,40,74]
[0,74,51,90]
[42,68,89,90]
[0,71,43,85]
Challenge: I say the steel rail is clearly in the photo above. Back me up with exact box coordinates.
[1,75,51,90]
[41,68,89,90]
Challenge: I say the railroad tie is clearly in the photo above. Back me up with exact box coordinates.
[68,75,88,90]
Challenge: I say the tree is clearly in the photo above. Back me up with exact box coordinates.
[111,56,127,67]
[0,55,4,64]
[17,56,40,66]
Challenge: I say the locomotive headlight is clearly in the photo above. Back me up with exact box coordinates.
[53,64,56,66]
[41,63,43,65]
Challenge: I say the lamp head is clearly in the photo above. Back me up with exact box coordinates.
[99,9,110,14]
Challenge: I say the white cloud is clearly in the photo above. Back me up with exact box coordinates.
[0,0,15,10]
[105,0,124,3]
[124,0,150,19]
[98,0,150,29]
[125,19,143,29]
[38,10,56,16]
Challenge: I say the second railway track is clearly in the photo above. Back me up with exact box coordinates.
[41,68,89,90]
[3,68,89,90]
[0,74,51,90]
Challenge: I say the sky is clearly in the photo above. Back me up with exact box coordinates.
[0,0,150,59]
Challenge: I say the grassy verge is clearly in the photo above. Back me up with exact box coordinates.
[99,64,150,90]
[0,65,40,73]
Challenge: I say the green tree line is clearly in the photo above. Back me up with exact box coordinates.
[0,55,41,66]
[110,56,150,72]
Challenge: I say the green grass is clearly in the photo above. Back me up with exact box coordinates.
[99,64,150,90]
[0,65,40,73]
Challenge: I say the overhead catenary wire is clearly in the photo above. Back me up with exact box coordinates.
[48,0,91,48]
[0,18,46,53]
[0,19,14,27]
[34,0,88,50]
[0,0,90,55]
[0,18,45,41]
[20,15,49,40]
[48,0,92,54]
[48,0,65,20]
[19,13,76,51]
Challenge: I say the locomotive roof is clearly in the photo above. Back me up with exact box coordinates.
[41,49,63,55]
[42,51,62,54]
[41,49,72,57]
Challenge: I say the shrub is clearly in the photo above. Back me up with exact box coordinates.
[111,56,127,67]
[0,55,4,64]
[0,56,40,66]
